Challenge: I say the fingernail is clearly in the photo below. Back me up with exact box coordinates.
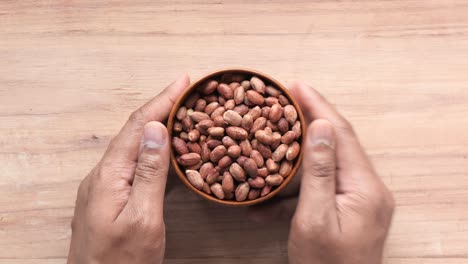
[308,120,335,148]
[143,122,167,149]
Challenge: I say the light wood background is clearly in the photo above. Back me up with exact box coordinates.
[1,0,468,263]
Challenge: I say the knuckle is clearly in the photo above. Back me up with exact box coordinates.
[309,158,335,177]
[126,210,165,235]
[337,118,355,136]
[367,184,395,213]
[292,214,329,239]
[135,156,164,182]
[128,108,146,125]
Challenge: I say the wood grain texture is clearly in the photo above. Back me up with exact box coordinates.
[1,0,467,263]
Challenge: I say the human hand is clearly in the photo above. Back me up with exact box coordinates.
[67,75,190,264]
[249,82,395,264]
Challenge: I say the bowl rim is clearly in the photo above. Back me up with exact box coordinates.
[167,68,306,206]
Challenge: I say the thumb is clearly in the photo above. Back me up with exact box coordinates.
[123,121,170,220]
[294,119,338,228]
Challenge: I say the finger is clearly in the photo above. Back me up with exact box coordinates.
[119,121,170,221]
[247,197,298,223]
[294,120,339,228]
[290,82,374,174]
[105,74,190,164]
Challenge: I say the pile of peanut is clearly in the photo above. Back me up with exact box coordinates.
[172,74,301,202]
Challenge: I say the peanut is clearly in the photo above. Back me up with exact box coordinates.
[210,145,227,163]
[286,141,300,161]
[186,170,204,190]
[265,174,284,186]
[223,110,242,126]
[235,182,250,201]
[210,183,224,199]
[172,137,188,155]
[200,80,218,95]
[248,189,261,200]
[243,158,258,178]
[178,153,201,166]
[250,76,266,94]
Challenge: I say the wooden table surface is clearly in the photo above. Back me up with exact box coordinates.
[1,1,468,263]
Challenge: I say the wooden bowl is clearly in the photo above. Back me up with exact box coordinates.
[167,68,306,206]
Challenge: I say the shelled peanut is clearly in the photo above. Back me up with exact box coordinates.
[172,74,302,202]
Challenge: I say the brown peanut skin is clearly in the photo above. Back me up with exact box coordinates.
[223,110,243,126]
[205,102,219,115]
[210,145,227,163]
[186,142,201,154]
[265,174,284,186]
[227,145,241,158]
[199,162,214,179]
[257,167,269,178]
[243,158,258,178]
[236,156,248,166]
[222,136,237,147]
[178,153,201,166]
[265,85,281,97]
[251,117,267,133]
[248,177,265,189]
[269,103,283,123]
[202,182,212,194]
[278,118,289,133]
[200,142,210,162]
[249,106,262,120]
[261,185,272,197]
[229,162,246,182]
[201,80,218,95]
[182,116,193,132]
[233,104,249,115]
[250,150,264,167]
[248,189,261,200]
[281,131,296,144]
[205,95,218,103]
[240,139,253,156]
[279,160,293,177]
[172,137,189,155]
[176,106,187,120]
[226,126,248,140]
[210,183,225,199]
[286,141,300,161]
[224,99,235,110]
[206,171,219,185]
[250,76,266,94]
[234,86,245,105]
[278,94,289,106]
[185,93,200,108]
[272,144,288,162]
[218,155,233,168]
[222,172,234,193]
[207,127,224,137]
[186,170,204,190]
[217,83,234,99]
[206,139,222,149]
[235,182,250,202]
[242,114,253,130]
[246,90,265,105]
[241,80,251,90]
[266,158,280,173]
[194,99,207,112]
[257,143,272,159]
